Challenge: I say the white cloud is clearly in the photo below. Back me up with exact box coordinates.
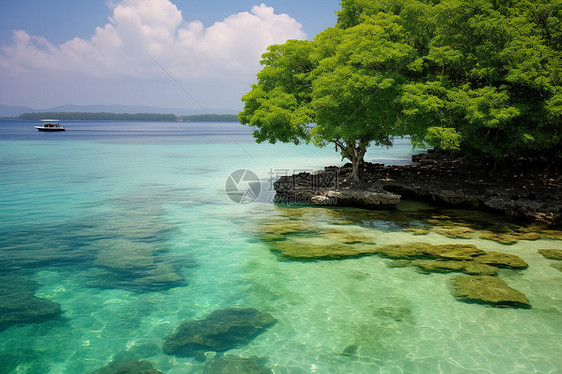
[0,0,306,79]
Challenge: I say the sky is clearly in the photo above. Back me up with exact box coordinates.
[0,0,339,112]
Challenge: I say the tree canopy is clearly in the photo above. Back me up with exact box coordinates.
[240,0,562,180]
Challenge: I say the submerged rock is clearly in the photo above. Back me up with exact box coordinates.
[88,360,162,374]
[473,251,528,269]
[270,241,378,260]
[431,225,475,239]
[479,224,562,244]
[86,239,191,292]
[479,230,540,244]
[0,275,61,332]
[203,355,271,374]
[376,243,484,260]
[163,308,276,357]
[378,243,527,275]
[538,249,562,261]
[340,344,359,357]
[450,275,531,308]
[257,220,316,241]
[411,260,498,276]
[403,228,430,235]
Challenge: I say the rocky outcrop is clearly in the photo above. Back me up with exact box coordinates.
[273,151,562,225]
[274,171,399,209]
[163,308,276,358]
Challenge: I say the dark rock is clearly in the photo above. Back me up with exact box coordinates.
[0,275,62,332]
[88,360,162,374]
[276,188,400,209]
[450,275,531,308]
[273,151,562,225]
[203,355,271,374]
[163,308,276,357]
[538,249,562,260]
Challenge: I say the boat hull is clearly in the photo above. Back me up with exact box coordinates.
[35,127,65,132]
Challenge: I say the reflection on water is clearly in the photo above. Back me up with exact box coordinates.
[0,121,561,373]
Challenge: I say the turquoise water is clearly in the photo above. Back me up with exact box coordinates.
[0,120,561,373]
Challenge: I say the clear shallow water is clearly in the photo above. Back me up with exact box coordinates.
[0,120,561,373]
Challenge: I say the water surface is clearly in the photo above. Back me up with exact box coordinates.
[0,120,560,373]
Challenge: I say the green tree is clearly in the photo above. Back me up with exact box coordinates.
[240,0,562,181]
[399,0,562,156]
[240,6,422,181]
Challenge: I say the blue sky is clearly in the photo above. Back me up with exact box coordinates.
[0,1,339,111]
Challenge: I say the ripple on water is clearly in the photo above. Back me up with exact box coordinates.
[1,138,561,373]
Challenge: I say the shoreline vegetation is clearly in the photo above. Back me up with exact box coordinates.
[9,112,239,122]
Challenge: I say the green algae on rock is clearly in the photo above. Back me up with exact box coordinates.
[377,243,485,260]
[479,230,540,244]
[403,228,430,235]
[88,360,163,374]
[269,241,379,260]
[163,308,276,357]
[479,224,562,244]
[450,275,531,308]
[411,260,498,276]
[473,251,528,269]
[431,225,475,239]
[378,243,527,275]
[257,220,317,241]
[538,249,562,261]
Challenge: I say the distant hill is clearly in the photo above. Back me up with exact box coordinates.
[18,112,240,122]
[0,104,238,117]
[0,105,36,117]
[47,104,237,116]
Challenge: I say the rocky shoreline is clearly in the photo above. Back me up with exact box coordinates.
[273,151,562,226]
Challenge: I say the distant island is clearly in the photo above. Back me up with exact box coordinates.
[16,112,239,122]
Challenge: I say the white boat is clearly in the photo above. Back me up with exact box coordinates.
[35,119,65,132]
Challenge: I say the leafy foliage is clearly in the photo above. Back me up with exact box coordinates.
[240,0,562,180]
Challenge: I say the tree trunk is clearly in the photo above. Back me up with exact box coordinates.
[344,139,368,182]
[349,154,361,182]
